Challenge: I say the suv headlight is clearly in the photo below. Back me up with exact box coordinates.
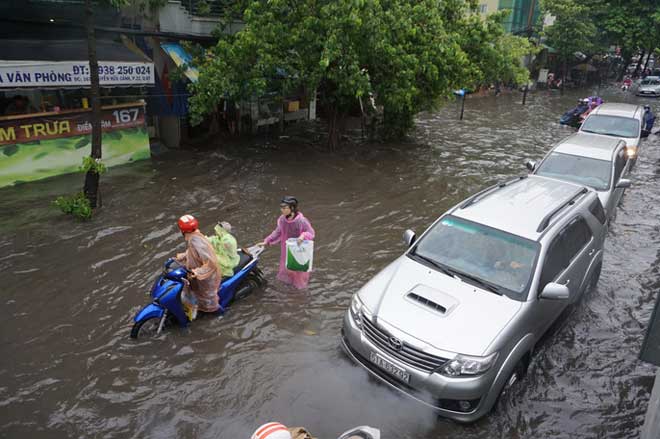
[626,145,637,158]
[349,294,364,328]
[439,352,499,377]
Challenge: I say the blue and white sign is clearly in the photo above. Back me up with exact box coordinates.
[0,61,155,88]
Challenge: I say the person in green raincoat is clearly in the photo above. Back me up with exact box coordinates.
[209,221,240,277]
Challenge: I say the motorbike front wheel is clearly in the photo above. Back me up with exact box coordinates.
[130,314,166,339]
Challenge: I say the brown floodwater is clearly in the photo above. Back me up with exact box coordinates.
[2,87,659,439]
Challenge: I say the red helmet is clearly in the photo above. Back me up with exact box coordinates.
[177,214,199,234]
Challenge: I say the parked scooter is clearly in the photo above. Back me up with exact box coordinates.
[130,246,265,338]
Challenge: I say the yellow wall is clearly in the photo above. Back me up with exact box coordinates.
[478,0,501,17]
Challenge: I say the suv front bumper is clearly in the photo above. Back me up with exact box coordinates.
[341,310,501,422]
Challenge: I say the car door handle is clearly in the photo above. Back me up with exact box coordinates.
[588,249,596,256]
[563,279,570,285]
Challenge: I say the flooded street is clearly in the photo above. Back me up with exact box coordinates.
[2,87,660,439]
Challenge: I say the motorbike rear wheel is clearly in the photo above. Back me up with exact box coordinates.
[130,314,166,339]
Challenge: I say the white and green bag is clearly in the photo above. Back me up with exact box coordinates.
[286,238,314,272]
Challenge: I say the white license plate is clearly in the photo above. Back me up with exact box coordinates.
[370,352,411,383]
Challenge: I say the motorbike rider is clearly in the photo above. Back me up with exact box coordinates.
[643,105,656,135]
[175,215,221,317]
[209,221,240,277]
[622,75,633,91]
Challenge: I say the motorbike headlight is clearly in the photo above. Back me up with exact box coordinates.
[349,294,364,328]
[439,352,499,377]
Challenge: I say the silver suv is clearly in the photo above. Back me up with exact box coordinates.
[526,132,631,222]
[341,175,607,422]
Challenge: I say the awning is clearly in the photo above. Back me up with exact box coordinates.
[0,39,155,88]
[161,43,198,83]
[540,43,557,54]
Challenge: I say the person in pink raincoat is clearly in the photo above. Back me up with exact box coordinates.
[257,196,315,289]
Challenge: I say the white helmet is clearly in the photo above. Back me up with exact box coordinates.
[251,422,292,439]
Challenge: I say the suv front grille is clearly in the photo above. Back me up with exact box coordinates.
[361,314,448,372]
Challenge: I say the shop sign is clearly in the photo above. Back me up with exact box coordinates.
[0,105,146,145]
[0,61,154,88]
[0,104,150,188]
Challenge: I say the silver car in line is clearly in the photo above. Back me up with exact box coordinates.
[578,103,643,161]
[526,132,632,222]
[341,175,607,422]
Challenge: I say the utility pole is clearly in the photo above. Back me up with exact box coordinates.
[83,0,102,208]
[522,0,536,106]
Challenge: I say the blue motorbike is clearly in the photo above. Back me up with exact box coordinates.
[130,246,265,338]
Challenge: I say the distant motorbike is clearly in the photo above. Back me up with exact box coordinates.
[560,96,603,128]
[130,246,265,338]
[559,104,588,127]
[622,78,633,91]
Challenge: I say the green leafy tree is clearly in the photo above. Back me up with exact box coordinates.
[592,0,660,79]
[190,0,532,148]
[540,0,598,84]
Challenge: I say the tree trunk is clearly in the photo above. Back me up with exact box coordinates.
[561,58,567,95]
[327,104,339,151]
[84,0,102,208]
[617,54,632,81]
[633,50,645,78]
[643,48,654,74]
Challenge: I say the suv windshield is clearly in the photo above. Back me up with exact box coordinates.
[411,216,539,299]
[536,152,612,191]
[581,115,640,138]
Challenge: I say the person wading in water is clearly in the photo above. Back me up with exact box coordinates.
[257,196,315,289]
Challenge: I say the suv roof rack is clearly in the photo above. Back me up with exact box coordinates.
[460,175,527,210]
[536,187,589,233]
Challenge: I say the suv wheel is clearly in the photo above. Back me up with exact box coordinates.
[497,355,530,407]
[588,262,602,291]
[500,361,525,400]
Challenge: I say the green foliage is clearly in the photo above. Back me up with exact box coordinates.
[197,0,211,16]
[539,0,660,81]
[189,0,532,143]
[53,192,93,220]
[540,0,598,63]
[80,156,107,174]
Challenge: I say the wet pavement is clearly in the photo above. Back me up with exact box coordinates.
[2,86,659,439]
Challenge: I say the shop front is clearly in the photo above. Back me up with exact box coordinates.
[0,38,155,188]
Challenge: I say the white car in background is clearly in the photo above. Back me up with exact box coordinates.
[578,103,643,161]
[636,76,660,97]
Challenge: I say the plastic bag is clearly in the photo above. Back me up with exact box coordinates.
[286,238,314,272]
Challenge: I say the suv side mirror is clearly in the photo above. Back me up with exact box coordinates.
[403,229,416,247]
[615,178,632,189]
[525,160,537,172]
[540,282,570,300]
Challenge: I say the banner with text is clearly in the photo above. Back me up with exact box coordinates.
[0,61,154,88]
[0,105,146,145]
[0,104,150,187]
